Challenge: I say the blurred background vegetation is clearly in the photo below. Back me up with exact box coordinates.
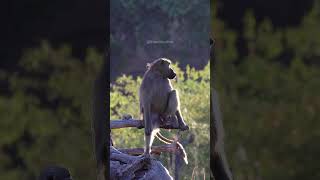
[213,0,320,179]
[0,0,319,179]
[0,42,102,179]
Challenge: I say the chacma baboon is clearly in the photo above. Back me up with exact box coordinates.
[210,38,233,180]
[139,58,189,160]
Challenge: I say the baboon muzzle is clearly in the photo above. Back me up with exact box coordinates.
[168,70,176,79]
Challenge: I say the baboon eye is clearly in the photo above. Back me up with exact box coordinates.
[161,60,165,64]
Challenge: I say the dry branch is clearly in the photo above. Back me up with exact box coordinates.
[118,144,180,156]
[110,117,181,129]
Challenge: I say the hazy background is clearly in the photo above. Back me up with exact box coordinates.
[110,0,210,80]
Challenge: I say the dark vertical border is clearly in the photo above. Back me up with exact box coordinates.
[210,2,233,179]
[105,0,110,176]
[210,38,215,180]
[92,0,110,178]
[103,0,110,177]
[210,1,215,179]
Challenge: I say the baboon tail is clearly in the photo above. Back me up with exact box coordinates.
[156,132,174,144]
[176,141,188,164]
[156,132,188,164]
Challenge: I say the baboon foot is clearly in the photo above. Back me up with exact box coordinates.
[138,152,152,166]
[138,152,151,160]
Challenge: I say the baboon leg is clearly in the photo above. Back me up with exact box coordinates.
[165,90,189,131]
[164,90,179,115]
[144,137,152,157]
[143,103,152,156]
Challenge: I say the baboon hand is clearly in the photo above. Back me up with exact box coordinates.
[139,152,152,165]
[179,124,189,131]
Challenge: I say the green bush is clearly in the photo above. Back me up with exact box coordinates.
[0,42,102,180]
[213,3,320,180]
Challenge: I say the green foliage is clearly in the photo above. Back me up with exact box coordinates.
[214,2,320,179]
[0,42,103,180]
[110,62,210,179]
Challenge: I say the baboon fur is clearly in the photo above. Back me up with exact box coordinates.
[139,58,189,158]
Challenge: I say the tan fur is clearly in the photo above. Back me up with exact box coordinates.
[139,58,189,159]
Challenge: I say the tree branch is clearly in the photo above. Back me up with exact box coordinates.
[118,144,179,156]
[110,117,181,129]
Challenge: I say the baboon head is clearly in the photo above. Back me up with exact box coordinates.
[147,58,176,79]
